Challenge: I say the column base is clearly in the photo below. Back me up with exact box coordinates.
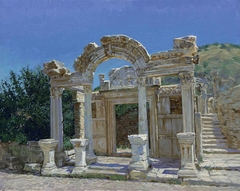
[41,164,57,176]
[71,166,89,177]
[128,160,149,171]
[86,151,97,164]
[178,166,197,178]
[55,151,66,167]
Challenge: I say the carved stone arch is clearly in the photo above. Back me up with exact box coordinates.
[73,35,150,81]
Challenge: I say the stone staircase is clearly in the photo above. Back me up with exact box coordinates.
[202,113,240,154]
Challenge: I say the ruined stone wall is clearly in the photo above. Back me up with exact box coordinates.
[0,142,10,168]
[217,85,240,149]
[0,141,43,166]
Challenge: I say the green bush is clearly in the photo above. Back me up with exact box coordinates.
[63,136,74,150]
[0,66,74,144]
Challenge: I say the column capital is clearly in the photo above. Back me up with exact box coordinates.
[179,71,195,85]
[137,76,146,87]
[136,68,146,76]
[50,87,64,97]
[83,84,92,94]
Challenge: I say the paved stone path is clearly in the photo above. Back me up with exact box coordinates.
[0,170,239,191]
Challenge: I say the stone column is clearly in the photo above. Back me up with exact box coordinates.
[128,134,149,171]
[137,76,148,134]
[179,71,195,132]
[137,76,150,158]
[177,133,197,178]
[72,91,85,139]
[50,87,65,167]
[70,139,89,167]
[38,139,58,175]
[195,113,203,161]
[83,84,97,164]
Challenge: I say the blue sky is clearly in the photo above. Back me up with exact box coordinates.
[0,0,240,87]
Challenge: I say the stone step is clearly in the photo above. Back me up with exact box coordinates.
[202,127,221,132]
[202,134,225,139]
[89,163,128,171]
[202,131,223,136]
[202,124,220,128]
[203,148,240,154]
[202,139,226,144]
[202,113,217,117]
[202,143,228,149]
[201,117,218,121]
[202,121,220,125]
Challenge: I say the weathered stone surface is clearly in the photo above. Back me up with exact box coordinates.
[129,170,146,180]
[70,139,88,167]
[38,139,58,175]
[23,163,41,174]
[216,85,240,149]
[177,133,197,178]
[128,134,149,171]
[43,60,71,79]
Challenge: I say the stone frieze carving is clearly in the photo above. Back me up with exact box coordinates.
[109,65,138,89]
[156,85,181,97]
[179,71,195,85]
[150,35,198,65]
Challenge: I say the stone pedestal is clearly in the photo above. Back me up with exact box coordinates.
[177,133,197,178]
[70,139,89,167]
[128,134,149,171]
[38,139,58,175]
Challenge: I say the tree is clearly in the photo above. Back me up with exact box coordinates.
[0,66,74,144]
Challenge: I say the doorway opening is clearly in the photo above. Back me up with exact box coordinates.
[115,103,150,157]
[115,103,138,157]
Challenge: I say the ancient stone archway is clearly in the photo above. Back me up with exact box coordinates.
[73,35,150,81]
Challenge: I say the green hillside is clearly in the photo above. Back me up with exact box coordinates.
[196,43,240,88]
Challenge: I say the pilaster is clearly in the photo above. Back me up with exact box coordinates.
[179,71,195,132]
